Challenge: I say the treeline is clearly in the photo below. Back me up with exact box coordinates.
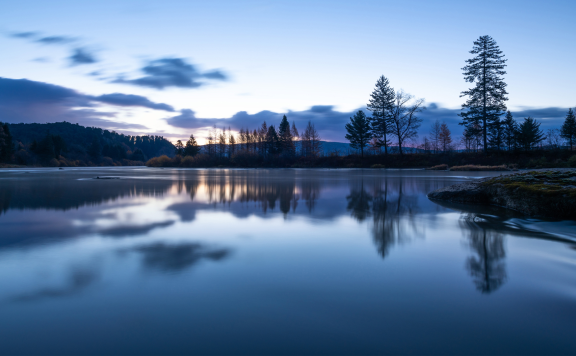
[149,116,324,167]
[0,121,175,167]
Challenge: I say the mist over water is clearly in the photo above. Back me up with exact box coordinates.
[0,168,575,355]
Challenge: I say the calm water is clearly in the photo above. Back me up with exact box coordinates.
[0,167,575,355]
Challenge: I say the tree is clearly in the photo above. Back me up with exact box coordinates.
[278,115,294,157]
[291,121,299,156]
[302,121,322,157]
[460,35,508,153]
[174,140,184,155]
[388,91,424,155]
[502,111,518,151]
[439,122,453,152]
[517,117,545,151]
[546,129,562,149]
[345,110,372,157]
[429,120,442,154]
[265,125,279,156]
[0,123,14,163]
[367,75,395,155]
[183,134,200,156]
[88,136,101,160]
[560,108,576,150]
[488,118,504,151]
[228,131,236,157]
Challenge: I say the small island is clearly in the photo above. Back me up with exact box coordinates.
[428,170,576,220]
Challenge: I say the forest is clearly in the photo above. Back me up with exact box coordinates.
[0,121,174,167]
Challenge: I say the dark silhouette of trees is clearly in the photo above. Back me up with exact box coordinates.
[174,140,184,156]
[130,148,146,162]
[0,122,14,162]
[488,118,504,152]
[265,125,280,156]
[502,111,518,151]
[460,35,508,153]
[561,108,576,150]
[367,75,395,155]
[278,115,295,157]
[183,134,200,156]
[345,110,372,157]
[517,117,546,151]
[301,121,322,157]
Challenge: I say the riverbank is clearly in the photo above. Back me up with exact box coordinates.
[427,169,576,220]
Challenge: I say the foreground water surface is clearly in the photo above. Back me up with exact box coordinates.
[0,167,575,355]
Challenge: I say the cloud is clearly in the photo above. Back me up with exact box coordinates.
[0,77,174,130]
[166,103,575,143]
[166,106,360,142]
[10,31,39,39]
[36,35,76,45]
[69,47,97,65]
[91,93,175,112]
[114,57,228,89]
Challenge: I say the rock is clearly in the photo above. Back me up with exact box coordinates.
[428,170,576,220]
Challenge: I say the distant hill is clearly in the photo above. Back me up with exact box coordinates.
[9,122,175,160]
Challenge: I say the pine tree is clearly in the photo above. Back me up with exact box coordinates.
[560,108,576,150]
[438,122,453,152]
[367,75,395,155]
[278,115,294,157]
[175,140,184,155]
[265,125,279,156]
[517,117,545,152]
[183,134,200,156]
[502,111,518,151]
[345,110,372,157]
[488,119,504,151]
[460,35,508,153]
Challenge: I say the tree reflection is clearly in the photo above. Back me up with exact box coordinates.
[460,214,507,294]
[347,178,421,258]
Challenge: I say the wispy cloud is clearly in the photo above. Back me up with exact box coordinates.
[113,57,228,90]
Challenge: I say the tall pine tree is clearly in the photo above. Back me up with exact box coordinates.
[345,110,372,157]
[460,35,508,153]
[278,115,294,157]
[367,75,395,155]
[560,108,576,150]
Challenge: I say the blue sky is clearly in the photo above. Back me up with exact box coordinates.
[1,0,575,143]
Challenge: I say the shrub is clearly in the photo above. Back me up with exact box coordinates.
[569,155,576,168]
[146,155,174,167]
[428,164,448,170]
[371,164,385,169]
[450,164,509,171]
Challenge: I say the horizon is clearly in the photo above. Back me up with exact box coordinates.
[1,0,575,144]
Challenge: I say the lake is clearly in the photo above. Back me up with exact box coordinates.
[0,167,575,355]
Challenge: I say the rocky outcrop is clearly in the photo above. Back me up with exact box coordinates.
[428,170,576,220]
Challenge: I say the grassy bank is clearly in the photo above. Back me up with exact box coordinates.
[147,150,576,169]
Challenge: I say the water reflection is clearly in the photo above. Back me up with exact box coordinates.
[124,242,232,274]
[1,169,576,355]
[461,214,507,293]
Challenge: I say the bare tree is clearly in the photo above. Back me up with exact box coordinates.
[429,120,441,154]
[388,91,425,155]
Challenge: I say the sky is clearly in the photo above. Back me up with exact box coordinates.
[1,0,575,144]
